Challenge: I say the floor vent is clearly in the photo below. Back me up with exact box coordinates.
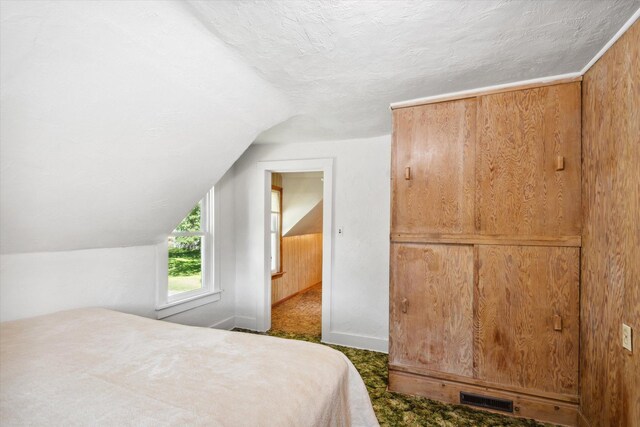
[460,392,514,413]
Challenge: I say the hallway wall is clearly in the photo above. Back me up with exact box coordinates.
[271,233,323,305]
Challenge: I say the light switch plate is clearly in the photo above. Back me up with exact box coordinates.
[622,324,632,352]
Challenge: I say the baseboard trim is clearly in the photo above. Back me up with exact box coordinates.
[322,331,389,353]
[234,315,256,330]
[272,281,321,307]
[208,316,236,330]
[228,317,388,353]
[389,369,579,427]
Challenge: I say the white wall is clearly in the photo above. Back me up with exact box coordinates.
[0,244,232,326]
[232,135,391,351]
[0,245,157,322]
[0,135,391,348]
[0,168,238,327]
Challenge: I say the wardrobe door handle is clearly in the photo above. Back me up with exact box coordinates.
[553,314,563,331]
[405,167,411,180]
[556,156,565,171]
[401,298,409,314]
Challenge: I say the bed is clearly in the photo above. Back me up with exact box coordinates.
[0,308,378,426]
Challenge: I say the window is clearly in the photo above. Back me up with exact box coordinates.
[271,186,282,275]
[160,187,215,310]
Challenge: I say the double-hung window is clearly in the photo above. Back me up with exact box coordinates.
[157,187,216,316]
[270,186,282,275]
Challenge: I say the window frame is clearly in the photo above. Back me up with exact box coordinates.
[156,187,220,318]
[270,185,284,277]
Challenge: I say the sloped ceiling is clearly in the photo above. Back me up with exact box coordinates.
[285,201,323,238]
[188,0,640,143]
[2,1,639,254]
[0,1,290,254]
[281,172,323,235]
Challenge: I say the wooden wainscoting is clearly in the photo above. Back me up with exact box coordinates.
[389,78,583,426]
[580,19,639,426]
[271,233,322,305]
[390,243,475,377]
[475,245,580,396]
[391,98,476,235]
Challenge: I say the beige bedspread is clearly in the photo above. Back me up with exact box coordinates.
[0,308,378,427]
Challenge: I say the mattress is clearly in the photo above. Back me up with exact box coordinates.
[0,308,378,426]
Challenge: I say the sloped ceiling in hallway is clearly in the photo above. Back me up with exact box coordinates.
[279,172,324,237]
[0,1,290,254]
[285,201,323,238]
[188,0,640,143]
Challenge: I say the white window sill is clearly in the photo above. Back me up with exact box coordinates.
[156,290,221,319]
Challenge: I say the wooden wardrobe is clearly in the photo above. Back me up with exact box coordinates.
[388,80,582,426]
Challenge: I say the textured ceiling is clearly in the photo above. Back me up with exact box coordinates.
[2,0,639,254]
[188,0,640,143]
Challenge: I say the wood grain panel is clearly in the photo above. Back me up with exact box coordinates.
[476,245,580,395]
[392,98,476,234]
[271,173,282,187]
[388,370,579,426]
[477,82,581,236]
[390,243,474,376]
[580,20,640,427]
[271,233,322,305]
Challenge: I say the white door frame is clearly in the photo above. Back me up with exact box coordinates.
[256,158,333,341]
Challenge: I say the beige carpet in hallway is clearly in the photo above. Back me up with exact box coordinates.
[270,283,322,336]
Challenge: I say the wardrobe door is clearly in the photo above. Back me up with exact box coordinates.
[390,243,474,376]
[475,245,580,395]
[391,99,476,235]
[476,82,581,237]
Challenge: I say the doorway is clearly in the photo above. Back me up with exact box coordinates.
[256,159,333,341]
[269,172,324,336]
